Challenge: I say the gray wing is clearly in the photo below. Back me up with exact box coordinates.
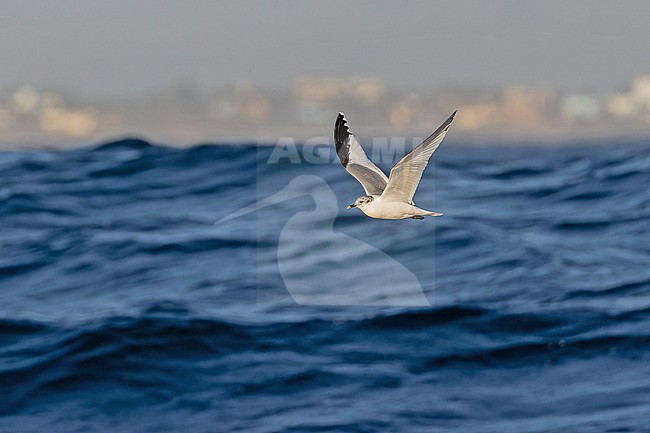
[335,112,388,196]
[382,111,456,203]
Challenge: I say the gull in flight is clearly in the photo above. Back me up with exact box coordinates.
[335,110,456,219]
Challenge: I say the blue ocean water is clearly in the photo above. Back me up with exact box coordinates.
[1,138,649,432]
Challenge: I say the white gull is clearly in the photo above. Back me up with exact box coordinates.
[335,110,456,219]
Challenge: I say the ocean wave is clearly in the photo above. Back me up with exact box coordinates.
[2,139,650,432]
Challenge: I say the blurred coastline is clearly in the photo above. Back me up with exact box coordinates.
[2,73,650,149]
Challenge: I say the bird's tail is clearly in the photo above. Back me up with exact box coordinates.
[424,211,443,217]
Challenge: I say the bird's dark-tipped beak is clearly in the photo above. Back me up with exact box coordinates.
[347,204,356,209]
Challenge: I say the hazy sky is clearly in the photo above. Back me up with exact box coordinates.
[2,0,649,97]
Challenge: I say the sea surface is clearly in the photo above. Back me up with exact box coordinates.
[1,137,649,432]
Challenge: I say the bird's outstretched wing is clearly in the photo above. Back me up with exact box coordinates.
[335,112,388,196]
[382,111,456,203]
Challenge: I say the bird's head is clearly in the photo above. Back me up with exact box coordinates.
[347,195,373,210]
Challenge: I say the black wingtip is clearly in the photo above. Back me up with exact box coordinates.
[421,109,458,144]
[334,112,350,148]
[334,112,352,166]
[443,110,457,129]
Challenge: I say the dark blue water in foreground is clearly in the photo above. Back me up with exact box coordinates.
[1,138,649,432]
